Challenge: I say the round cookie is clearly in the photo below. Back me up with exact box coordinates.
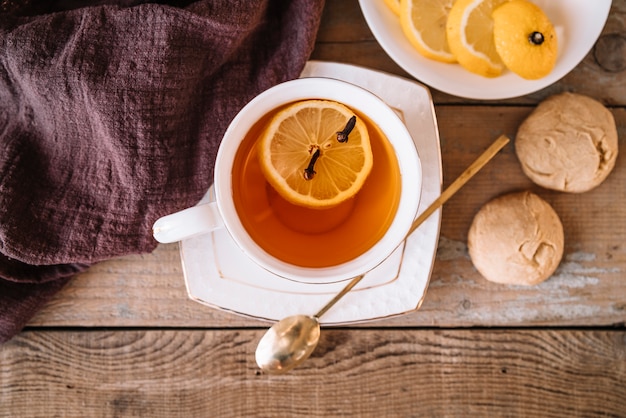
[515,92,618,193]
[468,191,564,286]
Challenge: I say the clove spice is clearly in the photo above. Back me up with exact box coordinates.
[529,31,545,45]
[336,115,356,143]
[303,147,321,180]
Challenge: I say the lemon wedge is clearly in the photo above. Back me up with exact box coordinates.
[384,0,401,15]
[493,0,558,79]
[447,0,508,77]
[400,0,457,63]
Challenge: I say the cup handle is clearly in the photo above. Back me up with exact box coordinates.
[152,202,224,243]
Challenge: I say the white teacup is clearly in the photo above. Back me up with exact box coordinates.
[152,77,422,282]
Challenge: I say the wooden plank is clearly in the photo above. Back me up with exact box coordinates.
[27,106,626,328]
[312,0,626,105]
[1,329,624,417]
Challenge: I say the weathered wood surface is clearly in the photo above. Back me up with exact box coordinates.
[28,105,626,328]
[2,1,626,417]
[1,329,625,417]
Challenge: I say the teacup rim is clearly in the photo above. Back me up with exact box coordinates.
[214,77,422,282]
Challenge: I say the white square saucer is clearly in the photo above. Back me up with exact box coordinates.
[180,61,442,324]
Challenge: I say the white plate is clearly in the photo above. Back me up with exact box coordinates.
[180,61,442,324]
[359,0,611,100]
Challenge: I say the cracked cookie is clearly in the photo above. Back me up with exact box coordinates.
[515,92,618,193]
[468,191,564,286]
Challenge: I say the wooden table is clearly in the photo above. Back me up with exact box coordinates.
[2,1,625,416]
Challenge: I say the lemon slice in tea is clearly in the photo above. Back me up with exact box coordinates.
[446,0,508,77]
[492,0,558,80]
[258,100,373,209]
[400,0,457,63]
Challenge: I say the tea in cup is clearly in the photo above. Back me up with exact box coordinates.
[152,77,422,282]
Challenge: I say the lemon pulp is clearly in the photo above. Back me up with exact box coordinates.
[257,100,373,209]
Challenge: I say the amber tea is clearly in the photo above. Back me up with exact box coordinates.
[232,103,402,268]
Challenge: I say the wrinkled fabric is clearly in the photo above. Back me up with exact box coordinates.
[0,0,324,343]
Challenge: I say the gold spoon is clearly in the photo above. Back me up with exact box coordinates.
[255,135,510,374]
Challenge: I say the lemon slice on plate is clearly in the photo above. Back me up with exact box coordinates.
[493,0,558,80]
[384,0,401,15]
[447,0,508,77]
[258,100,373,209]
[400,0,457,63]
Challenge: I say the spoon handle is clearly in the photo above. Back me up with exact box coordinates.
[315,274,365,319]
[408,134,510,236]
[313,135,510,321]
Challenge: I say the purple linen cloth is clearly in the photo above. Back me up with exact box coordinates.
[0,0,324,342]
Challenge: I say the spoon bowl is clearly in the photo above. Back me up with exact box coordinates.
[255,315,320,374]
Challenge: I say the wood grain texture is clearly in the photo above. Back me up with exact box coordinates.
[1,329,625,417]
[28,106,626,328]
[3,2,626,416]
